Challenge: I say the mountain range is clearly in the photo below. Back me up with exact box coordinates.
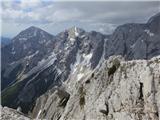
[1,13,160,120]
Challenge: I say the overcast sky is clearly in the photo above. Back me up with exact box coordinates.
[0,0,160,38]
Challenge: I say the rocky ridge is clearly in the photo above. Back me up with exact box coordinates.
[31,55,160,120]
[0,106,30,120]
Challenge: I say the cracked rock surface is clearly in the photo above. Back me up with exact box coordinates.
[1,106,31,120]
[32,56,160,120]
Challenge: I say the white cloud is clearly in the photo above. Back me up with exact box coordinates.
[1,8,41,23]
[46,8,83,22]
[1,1,159,37]
[1,1,84,24]
[20,0,42,9]
[1,1,159,24]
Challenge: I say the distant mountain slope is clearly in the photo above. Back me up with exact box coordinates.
[105,13,160,60]
[1,26,56,90]
[1,26,106,113]
[1,37,11,47]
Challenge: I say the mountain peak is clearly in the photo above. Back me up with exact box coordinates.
[68,26,84,32]
[147,12,160,24]
[147,12,160,34]
[28,26,38,29]
[17,26,42,37]
[13,26,54,41]
[66,26,85,38]
[23,26,42,33]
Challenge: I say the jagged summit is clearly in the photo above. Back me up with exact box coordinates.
[67,26,85,32]
[57,26,86,44]
[61,26,85,37]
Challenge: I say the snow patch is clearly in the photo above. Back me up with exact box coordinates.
[144,29,154,37]
[10,61,16,65]
[19,38,27,41]
[70,51,93,75]
[70,38,76,42]
[11,47,16,54]
[75,27,79,37]
[56,67,62,75]
[36,109,42,119]
[80,35,86,38]
[69,50,93,82]
[80,66,83,72]
[131,43,136,49]
[38,52,56,66]
[11,51,16,55]
[77,73,84,81]
[46,40,51,45]
[22,51,57,79]
[39,39,46,44]
[34,29,37,36]
[26,51,39,59]
[84,42,88,46]
[70,50,81,74]
[65,43,70,50]
[83,53,92,64]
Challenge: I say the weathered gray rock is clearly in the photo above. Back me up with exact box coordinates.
[105,13,160,60]
[1,106,31,120]
[32,55,160,120]
[31,87,70,120]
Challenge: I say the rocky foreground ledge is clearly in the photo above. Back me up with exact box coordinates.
[30,56,160,120]
[0,106,30,120]
[1,56,160,120]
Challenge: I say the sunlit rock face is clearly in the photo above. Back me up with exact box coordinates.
[1,106,31,120]
[32,56,160,120]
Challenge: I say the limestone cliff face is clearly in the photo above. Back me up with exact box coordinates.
[32,56,160,120]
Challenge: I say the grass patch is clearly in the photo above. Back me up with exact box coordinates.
[108,59,120,76]
[120,65,127,79]
[99,102,109,116]
[1,82,21,106]
[78,85,86,109]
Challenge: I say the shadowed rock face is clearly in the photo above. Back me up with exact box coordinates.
[1,26,106,113]
[147,13,160,34]
[1,13,160,118]
[104,13,160,60]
